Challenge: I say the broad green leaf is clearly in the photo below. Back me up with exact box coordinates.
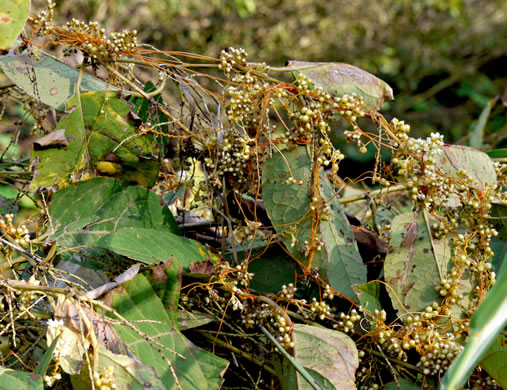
[436,145,497,194]
[0,51,114,108]
[441,261,507,390]
[292,324,358,389]
[479,333,507,387]
[31,91,159,191]
[147,259,181,323]
[177,309,214,330]
[384,211,472,321]
[248,251,299,293]
[263,146,366,298]
[96,227,211,270]
[353,282,383,318]
[469,97,498,150]
[0,367,43,390]
[286,61,393,110]
[49,177,179,249]
[0,0,29,50]
[71,346,165,390]
[107,273,229,389]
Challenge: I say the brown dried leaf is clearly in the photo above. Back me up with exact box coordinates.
[189,258,216,275]
[351,226,389,253]
[34,129,69,148]
[150,258,176,285]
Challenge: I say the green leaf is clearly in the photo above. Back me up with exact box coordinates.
[0,367,43,390]
[248,251,299,293]
[108,273,229,389]
[262,146,366,298]
[441,261,507,389]
[0,51,115,108]
[177,309,214,330]
[49,177,179,249]
[34,334,59,376]
[487,148,507,158]
[479,333,507,387]
[353,282,383,318]
[469,97,498,150]
[273,354,298,390]
[0,0,29,50]
[489,237,506,272]
[292,324,358,389]
[489,202,507,241]
[146,259,181,323]
[31,91,159,191]
[384,211,472,321]
[96,227,212,270]
[285,61,393,110]
[435,145,497,206]
[71,346,165,390]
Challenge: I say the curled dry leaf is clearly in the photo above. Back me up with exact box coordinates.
[34,129,69,148]
[86,263,141,300]
[351,225,389,253]
[189,258,217,275]
[49,295,132,374]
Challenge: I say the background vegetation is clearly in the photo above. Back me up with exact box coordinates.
[29,0,507,144]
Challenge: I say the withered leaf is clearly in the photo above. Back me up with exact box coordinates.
[351,226,389,253]
[34,129,69,148]
[189,258,216,275]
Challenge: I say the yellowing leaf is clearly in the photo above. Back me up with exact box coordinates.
[0,0,29,50]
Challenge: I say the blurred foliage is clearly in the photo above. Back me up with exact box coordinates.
[31,0,507,145]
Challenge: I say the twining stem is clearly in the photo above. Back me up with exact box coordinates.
[103,63,206,145]
[339,183,410,204]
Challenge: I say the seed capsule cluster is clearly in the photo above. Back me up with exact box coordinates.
[416,332,463,376]
[272,315,294,349]
[33,3,138,63]
[219,47,248,77]
[205,132,255,189]
[0,213,31,247]
[333,309,361,334]
[93,366,116,390]
[278,283,297,299]
[64,19,138,61]
[32,0,56,35]
[232,221,270,244]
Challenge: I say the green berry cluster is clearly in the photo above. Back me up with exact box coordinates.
[333,309,361,334]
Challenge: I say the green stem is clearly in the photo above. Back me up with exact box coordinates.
[366,348,421,373]
[339,183,410,204]
[198,331,277,376]
[259,325,322,390]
